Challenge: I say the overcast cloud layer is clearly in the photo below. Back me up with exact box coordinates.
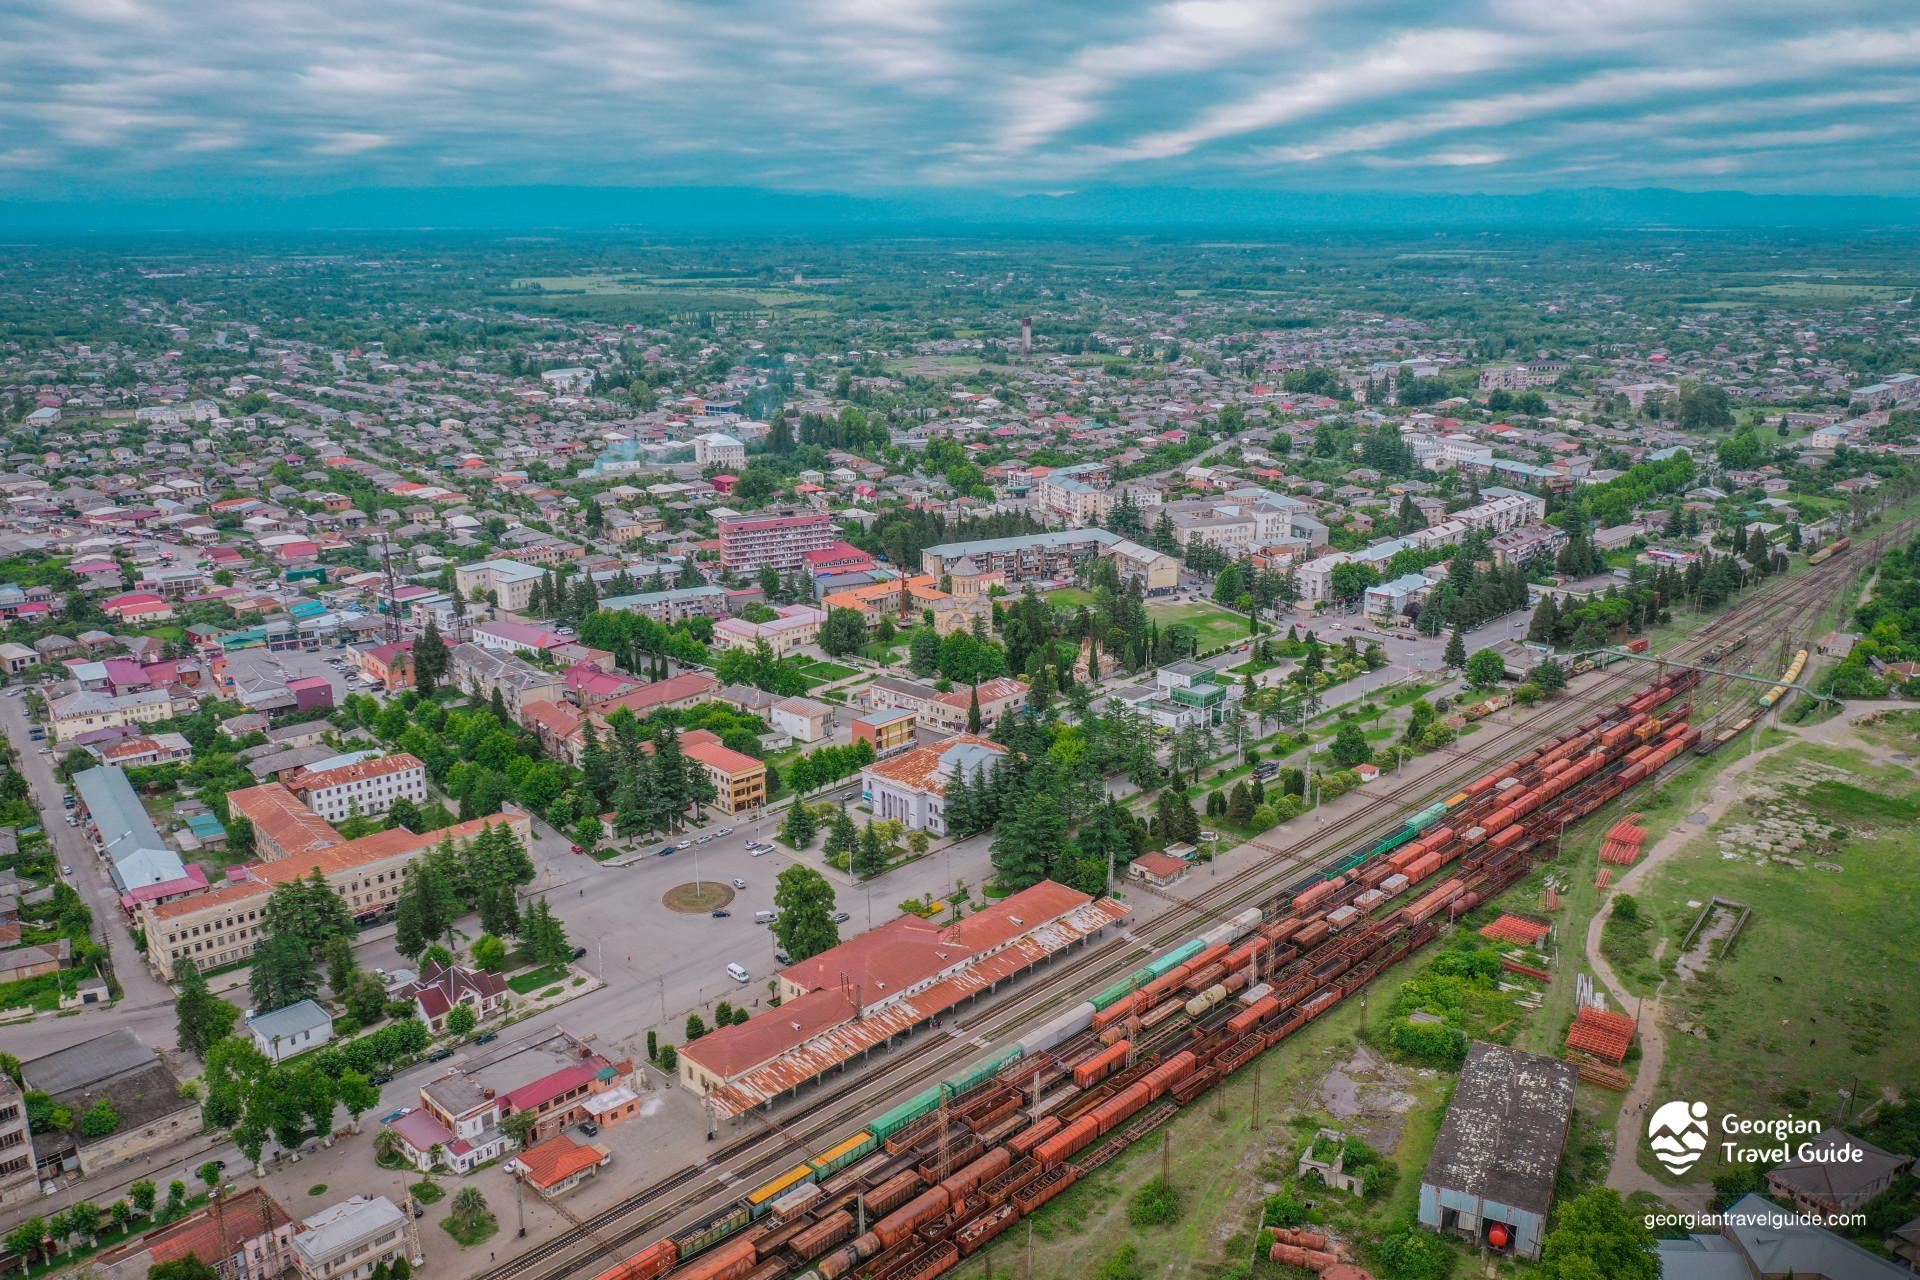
[6,0,1920,198]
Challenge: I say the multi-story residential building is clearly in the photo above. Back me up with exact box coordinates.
[862,736,1007,834]
[228,779,347,860]
[450,642,566,719]
[453,558,546,612]
[1477,361,1566,391]
[693,432,747,469]
[851,707,916,757]
[283,752,428,823]
[1488,524,1568,567]
[682,730,767,815]
[599,583,731,623]
[290,1195,412,1280]
[593,670,719,720]
[138,813,531,980]
[919,677,1031,733]
[1035,462,1114,525]
[712,604,825,658]
[47,687,178,739]
[471,619,570,654]
[0,1076,36,1207]
[921,528,1121,584]
[1104,539,1182,593]
[718,511,838,573]
[1849,372,1920,410]
[347,640,414,692]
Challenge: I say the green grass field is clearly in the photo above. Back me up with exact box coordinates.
[1612,722,1920,1185]
[1147,601,1252,651]
[1044,587,1099,610]
[794,659,858,683]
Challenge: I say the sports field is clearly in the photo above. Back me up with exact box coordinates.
[1146,601,1250,651]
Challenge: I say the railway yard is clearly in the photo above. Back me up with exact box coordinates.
[478,529,1900,1280]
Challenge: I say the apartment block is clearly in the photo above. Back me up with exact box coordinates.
[718,511,838,573]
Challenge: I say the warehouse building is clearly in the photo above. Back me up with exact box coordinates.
[1418,1042,1577,1260]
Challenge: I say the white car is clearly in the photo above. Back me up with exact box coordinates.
[730,877,747,890]
[675,839,693,849]
[60,865,71,876]
[749,846,770,858]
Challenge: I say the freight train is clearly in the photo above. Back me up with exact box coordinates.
[1805,536,1851,567]
[1695,647,1811,754]
[591,675,1703,1280]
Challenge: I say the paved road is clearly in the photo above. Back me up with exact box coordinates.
[0,689,172,1011]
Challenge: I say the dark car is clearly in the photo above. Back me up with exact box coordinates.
[656,845,676,857]
[474,1031,497,1045]
[711,909,731,918]
[426,1048,454,1063]
[572,946,588,960]
[369,1073,392,1086]
[579,1121,600,1138]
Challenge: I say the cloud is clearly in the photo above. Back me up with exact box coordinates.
[0,0,1914,197]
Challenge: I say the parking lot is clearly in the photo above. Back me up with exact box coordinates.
[220,644,383,705]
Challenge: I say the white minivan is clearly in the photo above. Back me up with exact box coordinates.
[754,910,777,924]
[726,963,751,983]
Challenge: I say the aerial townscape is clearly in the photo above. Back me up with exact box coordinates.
[3,5,1920,1280]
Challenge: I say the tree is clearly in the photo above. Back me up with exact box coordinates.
[149,1259,223,1280]
[1330,721,1372,769]
[1444,626,1467,669]
[79,1098,119,1139]
[471,934,508,972]
[449,1186,492,1236]
[1329,561,1380,603]
[967,685,982,733]
[445,1005,478,1037]
[130,1180,157,1216]
[249,933,319,1014]
[4,1219,43,1270]
[1225,781,1254,827]
[387,795,424,835]
[821,805,857,868]
[772,865,839,962]
[853,824,889,879]
[502,1108,540,1148]
[1538,1189,1659,1280]
[1466,648,1508,691]
[820,608,867,657]
[336,1070,380,1132]
[415,618,449,693]
[909,627,940,678]
[324,934,358,997]
[520,898,574,969]
[780,799,817,849]
[394,857,459,959]
[1533,657,1567,693]
[174,958,237,1060]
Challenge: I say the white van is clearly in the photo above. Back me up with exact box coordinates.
[754,910,778,924]
[726,963,751,983]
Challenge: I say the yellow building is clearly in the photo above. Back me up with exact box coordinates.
[682,731,767,815]
[140,813,531,980]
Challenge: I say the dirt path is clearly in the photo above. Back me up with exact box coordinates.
[1583,701,1908,1205]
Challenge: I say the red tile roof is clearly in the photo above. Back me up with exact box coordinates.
[512,1134,609,1189]
[503,1063,599,1114]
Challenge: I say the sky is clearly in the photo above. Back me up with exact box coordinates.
[6,0,1920,205]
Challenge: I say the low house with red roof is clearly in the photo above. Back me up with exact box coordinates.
[397,958,509,1033]
[101,591,173,623]
[94,1186,295,1280]
[506,1133,613,1199]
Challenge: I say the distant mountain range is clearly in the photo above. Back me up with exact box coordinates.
[4,185,1919,235]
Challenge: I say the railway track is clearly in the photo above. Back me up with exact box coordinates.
[478,532,1897,1280]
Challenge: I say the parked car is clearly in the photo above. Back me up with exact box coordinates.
[380,1108,411,1124]
[675,839,693,849]
[579,1121,598,1137]
[426,1048,454,1063]
[749,846,770,857]
[831,910,850,924]
[774,950,792,966]
[571,946,588,960]
[369,1073,391,1086]
[716,827,734,837]
[569,844,584,854]
[60,865,70,876]
[695,834,713,845]
[474,1031,497,1045]
[656,845,676,857]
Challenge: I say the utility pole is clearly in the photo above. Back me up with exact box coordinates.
[1252,1057,1261,1130]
